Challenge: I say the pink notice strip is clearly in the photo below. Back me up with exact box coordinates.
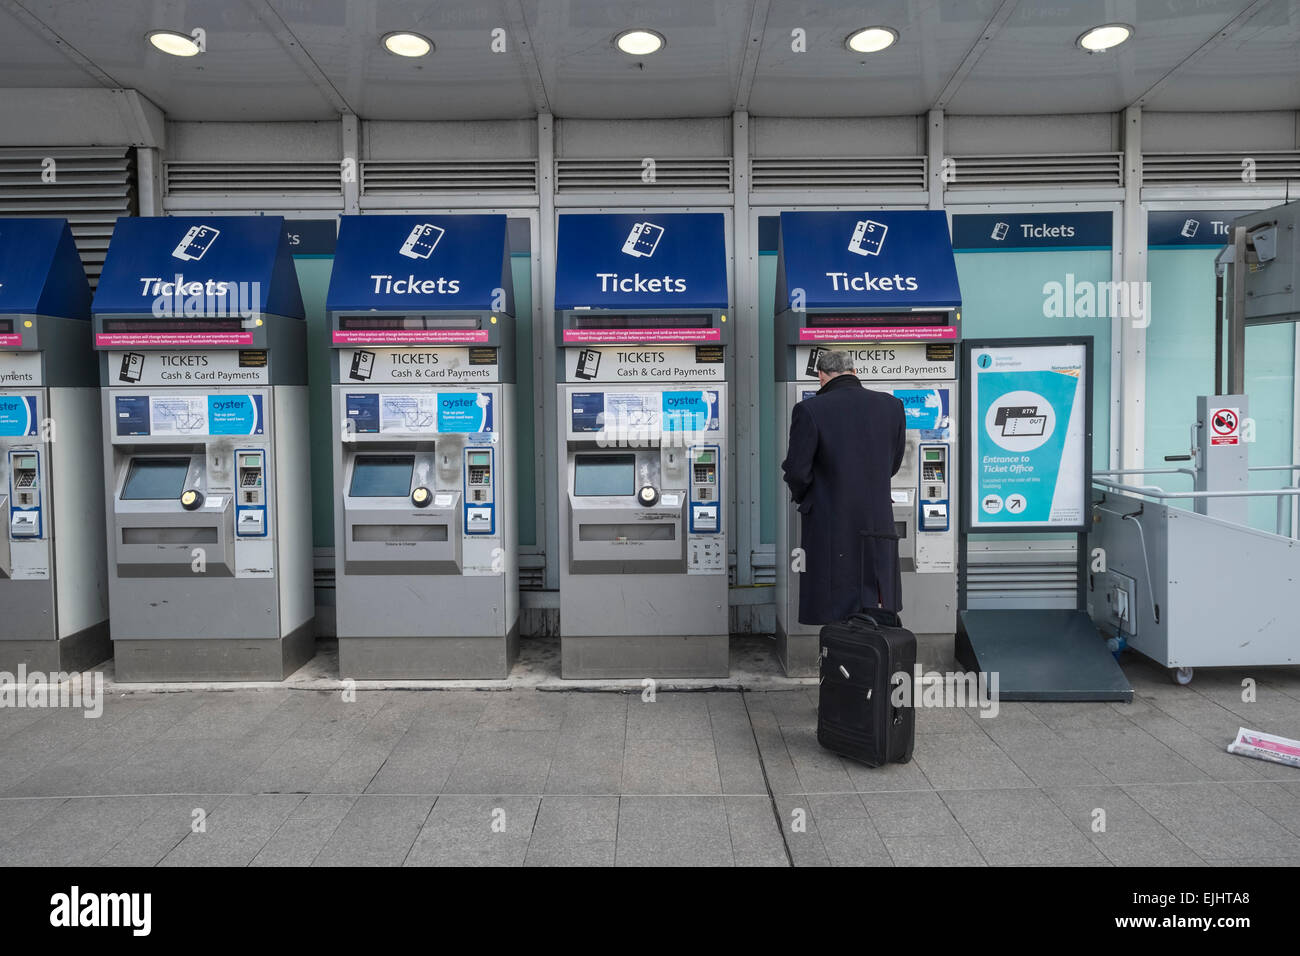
[331,330,490,344]
[798,326,958,342]
[562,328,721,343]
[95,332,254,347]
[0,334,22,347]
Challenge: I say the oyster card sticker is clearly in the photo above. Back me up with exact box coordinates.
[966,340,1090,531]
[0,395,37,436]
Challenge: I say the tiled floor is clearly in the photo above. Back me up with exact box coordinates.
[2,654,1299,866]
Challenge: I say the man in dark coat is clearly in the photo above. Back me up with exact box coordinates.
[782,350,907,624]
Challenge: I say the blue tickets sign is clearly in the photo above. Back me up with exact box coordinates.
[952,212,1112,251]
[326,214,513,314]
[1148,210,1251,248]
[0,219,90,321]
[555,213,728,311]
[776,210,961,311]
[94,216,304,319]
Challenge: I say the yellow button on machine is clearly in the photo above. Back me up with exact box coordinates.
[180,489,203,511]
[411,486,431,508]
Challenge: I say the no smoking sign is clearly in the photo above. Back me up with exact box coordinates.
[1210,407,1240,446]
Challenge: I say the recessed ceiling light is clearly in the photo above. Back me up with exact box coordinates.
[1077,23,1133,53]
[382,31,433,57]
[845,26,898,54]
[146,30,201,57]
[615,29,665,56]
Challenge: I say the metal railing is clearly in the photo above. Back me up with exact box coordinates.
[1092,465,1300,538]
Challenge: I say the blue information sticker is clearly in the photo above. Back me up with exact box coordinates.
[662,390,719,432]
[345,393,380,433]
[571,392,605,432]
[114,395,150,436]
[0,395,36,437]
[437,392,492,433]
[208,395,263,435]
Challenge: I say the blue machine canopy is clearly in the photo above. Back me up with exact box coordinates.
[0,218,90,319]
[776,210,961,313]
[554,212,728,311]
[92,216,304,319]
[326,214,514,315]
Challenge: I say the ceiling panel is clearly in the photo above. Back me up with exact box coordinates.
[0,3,102,87]
[0,0,1296,122]
[1140,0,1300,110]
[267,0,538,120]
[523,0,753,119]
[746,0,1000,116]
[7,0,340,120]
[947,0,1265,114]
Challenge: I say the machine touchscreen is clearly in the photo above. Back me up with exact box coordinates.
[350,455,415,498]
[122,458,191,500]
[574,454,635,496]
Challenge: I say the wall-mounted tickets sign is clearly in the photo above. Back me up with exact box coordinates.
[962,338,1092,532]
[1147,210,1254,248]
[952,212,1112,251]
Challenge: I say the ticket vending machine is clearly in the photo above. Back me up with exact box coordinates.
[0,219,108,672]
[92,217,313,681]
[326,214,517,678]
[554,212,731,677]
[774,211,962,675]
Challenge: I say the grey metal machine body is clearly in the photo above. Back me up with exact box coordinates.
[555,311,731,678]
[0,313,109,673]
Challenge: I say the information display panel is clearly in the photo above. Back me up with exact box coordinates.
[961,337,1093,533]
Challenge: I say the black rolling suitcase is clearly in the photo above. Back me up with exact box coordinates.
[816,532,917,767]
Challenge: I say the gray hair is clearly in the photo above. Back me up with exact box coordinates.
[815,349,854,374]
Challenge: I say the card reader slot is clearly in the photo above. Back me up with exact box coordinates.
[579,523,676,542]
[122,526,219,545]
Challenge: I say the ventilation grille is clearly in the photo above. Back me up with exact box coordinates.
[946,153,1123,190]
[964,550,1079,609]
[165,161,341,195]
[1143,151,1300,186]
[0,147,136,286]
[519,563,545,591]
[751,156,926,191]
[361,159,537,195]
[556,157,732,192]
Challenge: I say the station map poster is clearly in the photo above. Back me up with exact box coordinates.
[962,337,1093,533]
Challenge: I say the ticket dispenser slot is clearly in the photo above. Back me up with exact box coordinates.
[569,449,685,573]
[113,452,235,577]
[8,451,42,540]
[918,443,950,532]
[342,447,461,573]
